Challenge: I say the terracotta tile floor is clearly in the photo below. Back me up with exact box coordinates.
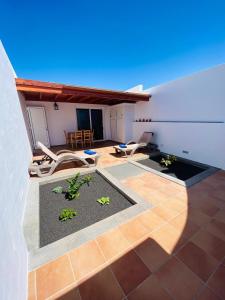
[29,143,225,300]
[32,141,149,176]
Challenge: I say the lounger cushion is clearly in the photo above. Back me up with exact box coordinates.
[84,150,97,155]
[119,144,127,148]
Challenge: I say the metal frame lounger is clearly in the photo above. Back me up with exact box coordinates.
[29,142,100,177]
[113,131,153,157]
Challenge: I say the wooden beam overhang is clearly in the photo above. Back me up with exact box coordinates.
[16,78,150,105]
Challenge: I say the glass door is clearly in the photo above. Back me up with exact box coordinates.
[91,109,103,140]
[76,109,91,130]
[76,108,104,140]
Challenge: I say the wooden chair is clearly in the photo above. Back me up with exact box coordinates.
[66,131,76,148]
[64,130,70,145]
[73,130,83,148]
[83,130,93,147]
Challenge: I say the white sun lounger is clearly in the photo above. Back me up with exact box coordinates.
[113,131,153,157]
[29,142,100,177]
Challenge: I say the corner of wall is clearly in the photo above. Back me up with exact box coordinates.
[0,41,31,300]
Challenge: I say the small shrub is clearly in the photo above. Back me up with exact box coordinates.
[59,208,77,221]
[160,155,177,167]
[97,196,111,205]
[66,173,92,200]
[52,186,63,193]
[52,173,92,200]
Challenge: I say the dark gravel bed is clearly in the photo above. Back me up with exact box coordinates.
[39,172,134,247]
[138,155,206,181]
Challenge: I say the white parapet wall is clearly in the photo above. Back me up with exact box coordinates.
[133,65,225,169]
[0,42,32,299]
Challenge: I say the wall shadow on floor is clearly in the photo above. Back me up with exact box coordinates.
[52,171,225,300]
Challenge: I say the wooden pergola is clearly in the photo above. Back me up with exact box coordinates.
[16,78,150,105]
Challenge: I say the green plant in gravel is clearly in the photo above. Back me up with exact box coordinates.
[160,155,177,167]
[97,196,111,205]
[59,208,77,221]
[52,173,92,200]
[52,186,63,194]
[66,173,92,200]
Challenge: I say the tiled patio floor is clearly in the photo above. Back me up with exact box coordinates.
[29,143,225,300]
[32,141,148,173]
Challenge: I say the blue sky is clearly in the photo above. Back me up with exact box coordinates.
[1,1,225,90]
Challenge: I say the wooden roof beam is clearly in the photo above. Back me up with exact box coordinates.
[16,78,150,103]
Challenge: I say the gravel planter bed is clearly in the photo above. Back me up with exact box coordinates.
[39,171,134,247]
[137,154,206,180]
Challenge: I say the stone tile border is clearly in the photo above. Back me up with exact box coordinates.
[128,152,219,187]
[24,167,152,271]
[105,162,147,180]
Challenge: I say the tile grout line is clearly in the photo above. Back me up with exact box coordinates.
[71,249,109,285]
[95,227,135,260]
[125,273,176,300]
[64,238,128,295]
[44,254,79,300]
[95,239,126,298]
[34,270,37,300]
[113,217,180,298]
[128,207,218,289]
[45,244,120,300]
[192,283,208,300]
[141,208,186,234]
[74,262,109,285]
[202,260,225,300]
[45,281,79,300]
[170,219,213,256]
[193,279,223,300]
[38,233,132,299]
[130,211,193,272]
[174,254,225,300]
[66,252,77,283]
[119,206,187,249]
[174,255,205,284]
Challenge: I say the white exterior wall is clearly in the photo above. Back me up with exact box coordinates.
[124,104,135,142]
[19,93,34,147]
[26,101,111,146]
[110,104,124,142]
[133,65,225,169]
[110,103,135,143]
[0,42,32,299]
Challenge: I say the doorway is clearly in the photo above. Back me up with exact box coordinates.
[27,106,50,149]
[76,108,103,140]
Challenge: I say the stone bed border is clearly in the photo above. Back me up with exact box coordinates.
[24,167,152,270]
[129,152,218,187]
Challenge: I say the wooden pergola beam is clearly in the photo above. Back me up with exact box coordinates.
[16,78,150,104]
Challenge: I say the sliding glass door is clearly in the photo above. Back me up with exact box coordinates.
[76,108,103,140]
[91,109,103,140]
[76,109,91,130]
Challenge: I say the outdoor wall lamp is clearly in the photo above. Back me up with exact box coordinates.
[54,102,59,110]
